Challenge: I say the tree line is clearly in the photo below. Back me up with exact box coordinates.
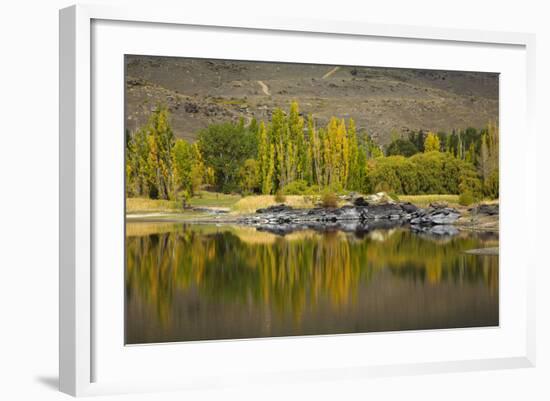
[125,102,499,202]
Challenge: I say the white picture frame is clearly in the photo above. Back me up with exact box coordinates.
[59,4,536,397]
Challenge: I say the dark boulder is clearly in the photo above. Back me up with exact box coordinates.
[353,197,369,207]
[401,202,419,213]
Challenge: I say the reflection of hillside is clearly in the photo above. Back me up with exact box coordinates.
[126,224,498,326]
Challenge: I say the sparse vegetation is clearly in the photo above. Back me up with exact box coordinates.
[459,192,475,206]
[321,192,339,208]
[126,56,499,148]
[281,180,319,195]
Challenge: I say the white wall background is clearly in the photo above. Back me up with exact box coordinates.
[0,0,547,399]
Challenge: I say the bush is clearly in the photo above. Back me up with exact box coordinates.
[386,138,419,157]
[321,192,338,208]
[364,152,483,196]
[282,180,312,195]
[364,156,418,195]
[458,191,475,206]
[274,190,286,203]
[409,152,446,193]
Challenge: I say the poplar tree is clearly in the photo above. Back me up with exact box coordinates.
[347,118,361,191]
[339,119,349,187]
[265,144,275,195]
[457,132,464,160]
[483,120,499,198]
[424,132,441,152]
[126,128,148,197]
[479,133,490,182]
[238,159,260,194]
[258,121,274,194]
[308,116,322,187]
[190,142,205,193]
[271,108,287,189]
[288,102,306,181]
[172,139,193,200]
[465,143,476,165]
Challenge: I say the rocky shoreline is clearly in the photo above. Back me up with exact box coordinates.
[128,194,499,237]
[238,200,464,236]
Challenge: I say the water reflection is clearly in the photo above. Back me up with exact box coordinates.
[125,223,498,344]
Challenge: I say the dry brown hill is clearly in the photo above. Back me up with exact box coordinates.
[125,55,498,144]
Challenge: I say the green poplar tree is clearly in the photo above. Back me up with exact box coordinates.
[347,118,361,191]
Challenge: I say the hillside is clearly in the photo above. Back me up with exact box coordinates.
[125,55,498,144]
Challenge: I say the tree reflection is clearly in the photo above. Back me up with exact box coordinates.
[126,224,498,326]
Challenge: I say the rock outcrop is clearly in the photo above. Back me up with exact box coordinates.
[238,202,461,236]
[469,204,499,216]
[410,207,461,225]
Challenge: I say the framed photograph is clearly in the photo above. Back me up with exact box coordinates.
[59,4,536,396]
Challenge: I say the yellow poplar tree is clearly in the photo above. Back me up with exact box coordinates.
[424,132,441,152]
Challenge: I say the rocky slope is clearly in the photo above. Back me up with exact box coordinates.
[125,55,499,144]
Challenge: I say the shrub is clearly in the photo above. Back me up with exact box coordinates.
[364,152,483,196]
[321,192,338,208]
[282,179,311,195]
[274,190,286,203]
[364,156,418,195]
[386,138,419,157]
[459,191,475,206]
[409,152,446,193]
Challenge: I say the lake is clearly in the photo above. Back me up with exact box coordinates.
[125,222,499,344]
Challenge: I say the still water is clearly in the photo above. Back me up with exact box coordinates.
[125,222,498,344]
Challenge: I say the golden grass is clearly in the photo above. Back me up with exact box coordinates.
[231,195,318,214]
[126,197,180,214]
[398,194,460,207]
